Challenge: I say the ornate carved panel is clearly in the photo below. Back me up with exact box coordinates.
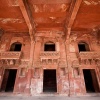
[40,51,60,65]
[0,51,22,59]
[40,51,60,59]
[0,59,20,66]
[79,52,100,59]
[79,52,100,65]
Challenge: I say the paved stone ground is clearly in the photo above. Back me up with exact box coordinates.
[0,95,100,100]
[0,96,100,100]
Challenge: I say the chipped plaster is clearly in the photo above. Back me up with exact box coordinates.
[0,18,24,24]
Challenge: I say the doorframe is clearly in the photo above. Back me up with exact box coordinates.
[42,69,57,93]
[0,68,18,93]
[81,68,100,93]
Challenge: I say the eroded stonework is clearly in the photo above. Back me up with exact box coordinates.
[0,0,100,97]
[0,31,100,96]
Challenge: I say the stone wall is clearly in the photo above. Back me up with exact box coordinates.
[0,31,100,96]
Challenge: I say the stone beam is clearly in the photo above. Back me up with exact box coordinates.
[18,0,34,40]
[66,0,82,39]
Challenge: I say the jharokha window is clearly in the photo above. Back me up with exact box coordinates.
[44,41,55,51]
[78,42,90,52]
[10,42,22,51]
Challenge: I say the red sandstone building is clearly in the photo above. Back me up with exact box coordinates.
[0,0,100,96]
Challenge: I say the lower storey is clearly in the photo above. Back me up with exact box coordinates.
[0,68,100,96]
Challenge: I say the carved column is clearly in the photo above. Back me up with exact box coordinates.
[24,40,35,94]
[65,39,72,96]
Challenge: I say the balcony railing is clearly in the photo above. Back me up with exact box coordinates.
[40,51,60,59]
[79,52,100,65]
[79,52,100,59]
[0,51,22,59]
[40,51,60,64]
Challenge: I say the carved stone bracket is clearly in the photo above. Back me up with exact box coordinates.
[40,51,60,65]
[79,52,100,65]
[34,59,59,67]
[0,51,22,67]
[0,59,20,65]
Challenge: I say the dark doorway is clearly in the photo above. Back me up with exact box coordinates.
[43,70,57,92]
[44,44,55,51]
[10,42,22,51]
[83,69,100,93]
[78,42,90,52]
[1,69,17,92]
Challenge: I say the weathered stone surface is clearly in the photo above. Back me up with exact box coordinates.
[0,0,100,97]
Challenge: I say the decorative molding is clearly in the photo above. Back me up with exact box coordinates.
[0,59,20,65]
[79,52,100,65]
[79,52,100,59]
[0,51,22,59]
[40,51,60,59]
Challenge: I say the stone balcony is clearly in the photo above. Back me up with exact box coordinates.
[0,51,22,65]
[0,51,22,59]
[40,51,60,64]
[40,51,60,59]
[79,52,100,59]
[79,51,100,65]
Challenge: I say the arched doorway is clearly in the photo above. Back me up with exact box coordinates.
[44,41,55,51]
[10,42,22,51]
[78,42,90,52]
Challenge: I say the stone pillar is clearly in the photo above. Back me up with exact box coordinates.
[56,42,60,51]
[24,41,35,94]
[64,39,73,96]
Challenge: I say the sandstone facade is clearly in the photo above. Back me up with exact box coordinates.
[0,0,100,96]
[0,31,100,96]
